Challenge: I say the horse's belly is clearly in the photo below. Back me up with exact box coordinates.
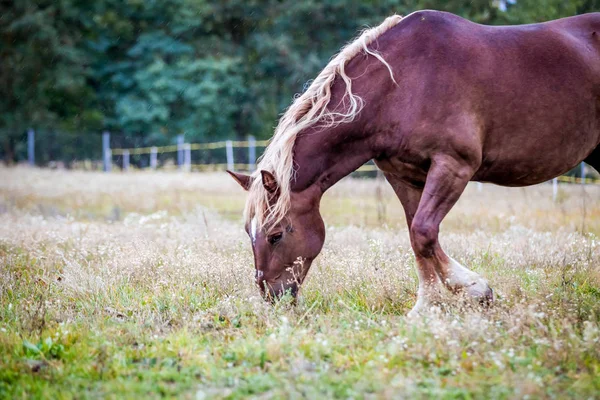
[473,128,599,186]
[473,162,575,186]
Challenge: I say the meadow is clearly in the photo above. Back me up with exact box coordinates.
[0,167,599,399]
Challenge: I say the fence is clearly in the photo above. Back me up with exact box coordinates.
[21,129,600,202]
[99,131,384,174]
[102,132,269,173]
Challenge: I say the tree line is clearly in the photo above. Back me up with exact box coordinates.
[1,0,598,165]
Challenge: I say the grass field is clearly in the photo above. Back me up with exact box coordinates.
[1,167,599,399]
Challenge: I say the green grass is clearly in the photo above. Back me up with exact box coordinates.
[0,168,599,398]
[1,252,599,399]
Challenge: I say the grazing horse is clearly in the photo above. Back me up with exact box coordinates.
[228,10,600,316]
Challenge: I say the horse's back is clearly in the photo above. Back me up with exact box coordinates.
[379,11,600,185]
[392,10,600,80]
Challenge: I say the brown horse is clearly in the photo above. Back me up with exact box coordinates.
[228,10,600,316]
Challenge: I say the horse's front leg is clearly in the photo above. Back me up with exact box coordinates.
[382,170,440,314]
[407,155,493,316]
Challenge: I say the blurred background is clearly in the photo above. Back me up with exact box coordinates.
[1,0,599,169]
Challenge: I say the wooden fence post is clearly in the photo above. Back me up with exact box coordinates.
[177,135,184,169]
[226,140,234,171]
[27,128,35,166]
[102,131,111,172]
[150,147,158,170]
[123,150,130,171]
[248,135,256,172]
[184,143,191,172]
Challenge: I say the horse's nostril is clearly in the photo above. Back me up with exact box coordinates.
[255,268,264,281]
[255,270,264,285]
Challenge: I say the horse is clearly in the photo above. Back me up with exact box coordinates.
[227,10,600,316]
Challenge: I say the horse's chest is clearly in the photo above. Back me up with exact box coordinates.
[374,158,428,186]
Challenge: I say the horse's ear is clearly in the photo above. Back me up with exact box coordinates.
[227,170,252,191]
[260,170,278,194]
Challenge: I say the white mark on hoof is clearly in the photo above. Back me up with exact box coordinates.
[407,286,442,318]
[446,257,491,300]
[407,291,428,318]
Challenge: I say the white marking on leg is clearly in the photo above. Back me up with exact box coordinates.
[408,267,443,317]
[446,257,489,298]
[445,257,476,287]
[408,286,429,318]
[251,216,258,243]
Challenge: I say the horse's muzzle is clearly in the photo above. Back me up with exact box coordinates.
[257,278,299,301]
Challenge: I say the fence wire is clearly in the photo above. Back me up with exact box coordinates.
[111,139,269,155]
[105,135,600,185]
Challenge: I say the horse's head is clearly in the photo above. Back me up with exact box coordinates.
[228,170,325,301]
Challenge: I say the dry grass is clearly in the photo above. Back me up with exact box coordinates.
[0,166,599,399]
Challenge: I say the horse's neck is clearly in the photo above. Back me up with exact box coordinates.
[290,124,376,194]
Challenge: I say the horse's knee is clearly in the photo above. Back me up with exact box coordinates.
[410,221,439,258]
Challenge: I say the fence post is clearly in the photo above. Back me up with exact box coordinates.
[123,150,130,171]
[248,135,256,172]
[226,140,234,171]
[102,131,111,172]
[27,128,35,166]
[150,147,158,170]
[184,143,191,172]
[552,177,558,202]
[177,135,184,169]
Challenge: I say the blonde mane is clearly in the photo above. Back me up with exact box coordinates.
[246,14,403,229]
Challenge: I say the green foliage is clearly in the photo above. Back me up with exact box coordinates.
[1,0,598,163]
[502,0,587,23]
[22,337,65,360]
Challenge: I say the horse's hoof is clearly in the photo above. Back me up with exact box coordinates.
[467,282,494,307]
[465,279,494,307]
[406,308,419,319]
[479,285,494,307]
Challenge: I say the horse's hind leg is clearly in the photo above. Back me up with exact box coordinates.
[401,154,492,316]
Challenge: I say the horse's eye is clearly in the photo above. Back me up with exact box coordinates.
[268,232,283,245]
